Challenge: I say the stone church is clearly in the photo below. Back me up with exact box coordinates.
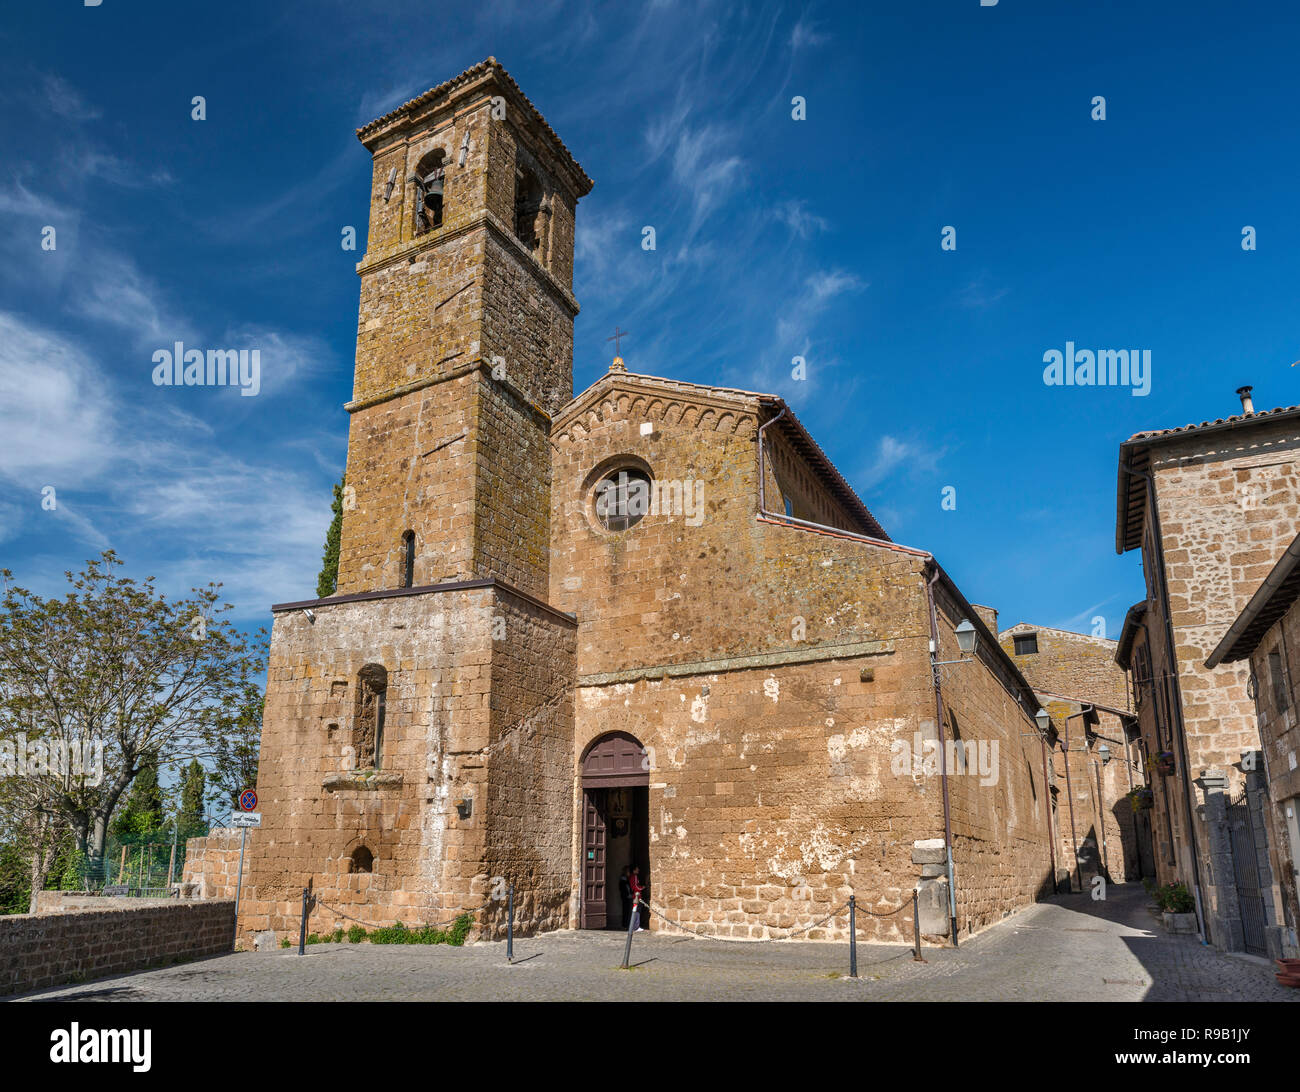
[229,59,1060,946]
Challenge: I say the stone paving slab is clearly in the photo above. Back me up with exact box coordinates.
[14,884,1299,1002]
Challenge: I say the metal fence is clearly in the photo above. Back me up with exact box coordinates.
[48,823,212,895]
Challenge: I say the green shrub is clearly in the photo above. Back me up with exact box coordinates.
[1154,882,1195,914]
[347,924,366,944]
[367,913,474,946]
[279,937,290,948]
[447,912,473,946]
[330,927,345,943]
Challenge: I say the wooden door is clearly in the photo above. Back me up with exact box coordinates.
[581,789,607,928]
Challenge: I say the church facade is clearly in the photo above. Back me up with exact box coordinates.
[232,59,1059,946]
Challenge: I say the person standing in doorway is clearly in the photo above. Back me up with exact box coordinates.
[628,865,645,931]
[618,866,632,929]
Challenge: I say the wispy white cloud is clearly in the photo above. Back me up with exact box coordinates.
[958,273,1009,310]
[774,199,828,239]
[0,313,116,484]
[0,310,335,615]
[39,75,101,122]
[858,434,946,490]
[789,17,829,51]
[775,269,864,346]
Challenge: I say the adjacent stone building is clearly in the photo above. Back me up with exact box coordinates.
[999,623,1150,890]
[1114,387,1299,954]
[1206,530,1300,958]
[212,59,1066,949]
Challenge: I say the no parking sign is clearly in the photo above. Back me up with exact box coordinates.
[239,788,258,812]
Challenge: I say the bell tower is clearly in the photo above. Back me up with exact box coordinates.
[337,58,593,598]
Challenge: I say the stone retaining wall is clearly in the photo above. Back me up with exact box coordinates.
[0,899,234,996]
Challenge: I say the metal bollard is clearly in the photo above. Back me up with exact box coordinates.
[298,885,310,956]
[621,897,639,969]
[849,895,858,978]
[912,888,925,962]
[506,883,514,963]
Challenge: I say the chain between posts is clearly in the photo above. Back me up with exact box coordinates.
[641,897,864,941]
[307,895,473,933]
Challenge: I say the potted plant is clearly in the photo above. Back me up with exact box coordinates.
[1156,750,1176,776]
[1129,787,1154,811]
[1153,881,1197,932]
[1277,957,1300,987]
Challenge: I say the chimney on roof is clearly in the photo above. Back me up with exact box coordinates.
[1237,385,1255,415]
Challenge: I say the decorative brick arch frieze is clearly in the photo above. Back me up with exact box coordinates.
[550,381,759,447]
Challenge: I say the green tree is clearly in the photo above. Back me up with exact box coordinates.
[209,684,262,812]
[317,477,345,598]
[0,551,268,886]
[178,759,206,834]
[109,752,165,838]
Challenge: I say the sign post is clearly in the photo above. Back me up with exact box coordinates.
[230,790,261,948]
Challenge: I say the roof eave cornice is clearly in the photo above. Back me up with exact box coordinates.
[356,57,593,198]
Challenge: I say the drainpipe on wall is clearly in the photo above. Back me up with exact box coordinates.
[1062,709,1086,893]
[755,407,788,515]
[1119,461,1209,945]
[1094,755,1110,877]
[1041,735,1057,892]
[925,565,960,945]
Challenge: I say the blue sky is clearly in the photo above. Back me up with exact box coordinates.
[1,0,1297,643]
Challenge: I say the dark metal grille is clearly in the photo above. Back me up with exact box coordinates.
[1227,786,1268,956]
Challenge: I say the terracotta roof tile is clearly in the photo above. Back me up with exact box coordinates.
[1125,404,1300,444]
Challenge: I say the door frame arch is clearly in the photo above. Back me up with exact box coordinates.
[579,731,649,929]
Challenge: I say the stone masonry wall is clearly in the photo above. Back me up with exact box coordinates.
[1249,597,1300,954]
[237,586,498,946]
[1001,624,1130,711]
[552,374,1053,940]
[1127,605,1197,889]
[471,372,554,599]
[0,900,233,997]
[573,651,937,943]
[935,599,1056,937]
[1135,421,1300,940]
[480,592,577,938]
[336,371,480,594]
[181,828,246,899]
[1149,420,1300,789]
[1000,625,1144,885]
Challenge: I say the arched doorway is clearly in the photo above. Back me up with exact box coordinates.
[580,732,650,929]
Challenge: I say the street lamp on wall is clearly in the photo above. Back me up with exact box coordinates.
[1035,707,1052,734]
[932,618,979,685]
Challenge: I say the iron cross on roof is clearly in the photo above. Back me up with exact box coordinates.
[606,326,630,372]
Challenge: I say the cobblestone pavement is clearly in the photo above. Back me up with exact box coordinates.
[15,884,1299,1002]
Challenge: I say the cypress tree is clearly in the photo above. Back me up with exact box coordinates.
[317,477,345,598]
[178,759,206,835]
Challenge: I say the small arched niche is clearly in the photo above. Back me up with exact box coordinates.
[353,663,388,770]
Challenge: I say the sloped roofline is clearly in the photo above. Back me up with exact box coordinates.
[1114,600,1148,670]
[555,369,889,541]
[356,57,593,197]
[1115,404,1300,554]
[997,621,1117,647]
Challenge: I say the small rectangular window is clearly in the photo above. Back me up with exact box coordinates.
[784,496,794,517]
[1014,633,1038,656]
[1270,649,1289,712]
